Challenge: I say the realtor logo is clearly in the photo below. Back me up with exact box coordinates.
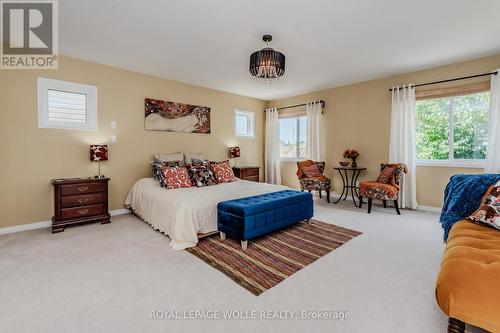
[1,0,58,69]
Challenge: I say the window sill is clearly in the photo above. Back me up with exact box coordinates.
[416,160,485,169]
[280,157,306,162]
[235,135,255,139]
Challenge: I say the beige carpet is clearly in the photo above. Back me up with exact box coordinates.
[0,198,487,333]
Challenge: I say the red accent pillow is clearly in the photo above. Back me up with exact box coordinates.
[160,166,192,189]
[302,164,322,178]
[210,160,235,183]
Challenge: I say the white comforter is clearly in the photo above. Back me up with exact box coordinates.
[124,178,288,250]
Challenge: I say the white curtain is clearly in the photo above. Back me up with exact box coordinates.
[389,85,418,209]
[265,108,281,184]
[485,70,500,173]
[306,101,325,161]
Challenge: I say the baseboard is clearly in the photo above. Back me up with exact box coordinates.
[416,205,442,213]
[110,208,130,216]
[0,208,131,236]
[0,220,52,235]
[329,193,442,213]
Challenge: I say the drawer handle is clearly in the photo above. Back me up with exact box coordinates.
[77,186,88,192]
[78,198,89,204]
[78,208,89,215]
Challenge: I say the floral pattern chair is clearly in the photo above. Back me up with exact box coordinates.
[296,160,331,203]
[359,163,407,215]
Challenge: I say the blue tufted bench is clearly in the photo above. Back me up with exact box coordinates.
[217,190,314,250]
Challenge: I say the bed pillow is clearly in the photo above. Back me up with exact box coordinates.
[160,166,192,189]
[186,161,217,187]
[210,160,235,183]
[151,160,185,187]
[469,180,500,230]
[155,152,184,162]
[185,152,206,164]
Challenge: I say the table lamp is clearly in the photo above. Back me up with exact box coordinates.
[229,146,240,166]
[90,144,108,178]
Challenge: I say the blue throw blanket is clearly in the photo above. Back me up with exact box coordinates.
[440,173,500,241]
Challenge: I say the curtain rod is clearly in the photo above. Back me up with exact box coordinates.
[389,71,498,92]
[265,100,325,111]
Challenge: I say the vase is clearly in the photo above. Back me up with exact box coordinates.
[351,159,357,168]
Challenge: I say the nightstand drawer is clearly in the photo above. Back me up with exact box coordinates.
[245,175,259,182]
[61,204,105,220]
[61,193,103,208]
[60,182,103,196]
[242,168,259,176]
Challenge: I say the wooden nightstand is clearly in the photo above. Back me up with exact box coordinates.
[51,177,110,233]
[232,166,260,182]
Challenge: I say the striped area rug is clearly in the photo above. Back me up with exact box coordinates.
[186,220,361,295]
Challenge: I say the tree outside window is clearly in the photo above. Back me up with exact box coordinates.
[415,91,489,166]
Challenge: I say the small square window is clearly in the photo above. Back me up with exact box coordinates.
[38,77,97,131]
[235,110,255,138]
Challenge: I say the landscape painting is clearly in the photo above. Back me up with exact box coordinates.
[144,98,211,134]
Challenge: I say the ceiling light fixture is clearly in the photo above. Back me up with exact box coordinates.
[249,35,285,81]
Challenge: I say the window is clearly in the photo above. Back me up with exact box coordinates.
[415,89,490,168]
[234,110,255,138]
[37,77,97,131]
[279,115,307,160]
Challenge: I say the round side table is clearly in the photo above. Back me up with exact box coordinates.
[333,167,367,207]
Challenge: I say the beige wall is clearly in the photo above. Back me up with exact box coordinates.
[0,56,266,228]
[270,54,500,208]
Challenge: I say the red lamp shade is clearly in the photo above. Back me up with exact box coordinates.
[229,146,240,158]
[90,145,108,162]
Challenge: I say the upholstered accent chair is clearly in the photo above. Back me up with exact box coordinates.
[296,160,331,203]
[359,163,407,214]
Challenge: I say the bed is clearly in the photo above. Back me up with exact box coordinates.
[124,178,288,250]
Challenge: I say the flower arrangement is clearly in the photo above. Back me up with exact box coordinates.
[343,149,360,167]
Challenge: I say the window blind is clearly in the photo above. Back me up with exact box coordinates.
[416,81,490,100]
[47,89,87,124]
[278,106,306,118]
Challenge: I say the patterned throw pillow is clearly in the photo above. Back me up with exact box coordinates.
[469,180,500,230]
[210,160,235,183]
[160,166,192,189]
[151,160,185,187]
[302,164,322,178]
[186,161,217,187]
[376,166,396,184]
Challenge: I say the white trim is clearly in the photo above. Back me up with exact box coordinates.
[330,193,442,213]
[110,208,130,216]
[0,208,130,236]
[280,157,306,162]
[416,159,485,168]
[37,77,98,131]
[416,205,442,213]
[0,220,52,235]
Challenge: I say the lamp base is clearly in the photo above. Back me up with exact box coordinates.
[94,174,106,179]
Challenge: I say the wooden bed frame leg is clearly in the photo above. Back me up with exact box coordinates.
[448,317,465,333]
[241,240,248,251]
[219,232,226,240]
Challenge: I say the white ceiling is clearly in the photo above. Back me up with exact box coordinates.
[59,0,500,100]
